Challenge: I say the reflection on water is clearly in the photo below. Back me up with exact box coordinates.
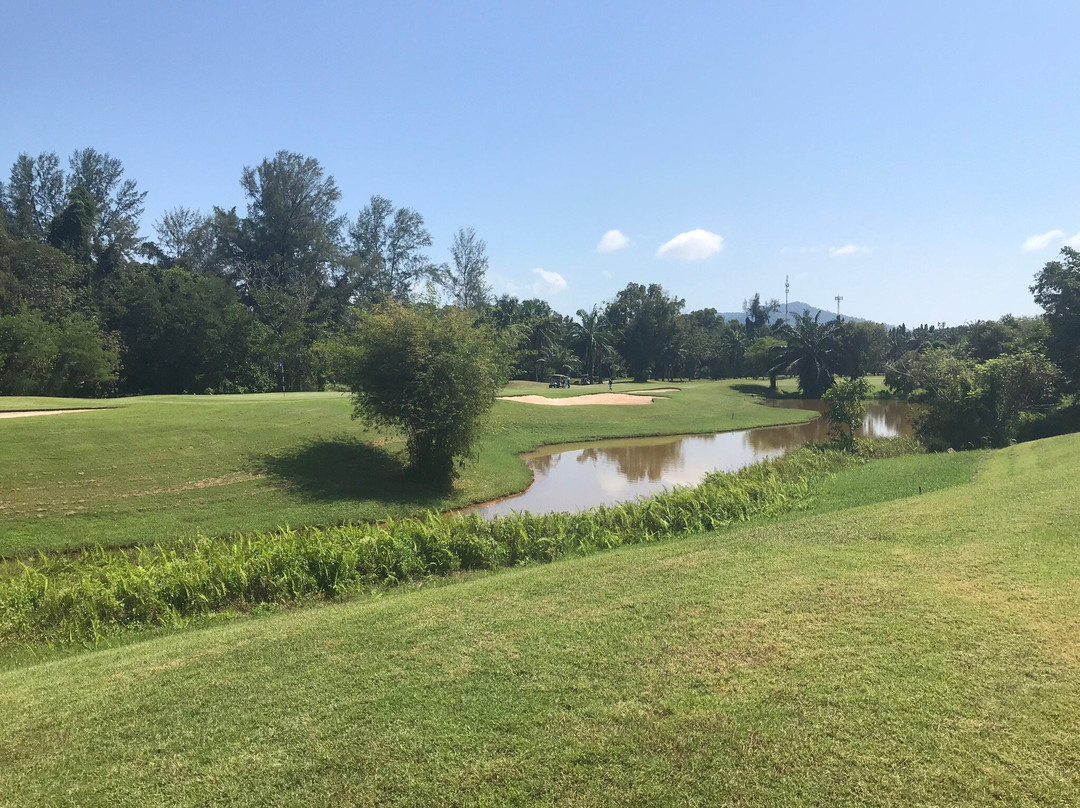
[749,399,913,450]
[466,401,913,519]
[529,451,560,476]
[576,439,685,483]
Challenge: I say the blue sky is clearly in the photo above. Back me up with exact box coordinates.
[3,1,1078,325]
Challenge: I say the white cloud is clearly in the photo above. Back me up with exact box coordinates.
[596,229,630,253]
[1023,229,1064,251]
[656,229,724,261]
[601,269,614,279]
[532,268,567,296]
[1065,231,1080,249]
[829,244,871,257]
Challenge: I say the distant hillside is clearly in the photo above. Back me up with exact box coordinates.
[716,301,879,326]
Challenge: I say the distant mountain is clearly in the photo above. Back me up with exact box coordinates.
[715,301,879,327]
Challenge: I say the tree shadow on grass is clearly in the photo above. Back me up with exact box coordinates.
[259,436,452,507]
[729,382,804,399]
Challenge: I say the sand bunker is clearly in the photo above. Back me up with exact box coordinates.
[0,409,101,419]
[498,393,667,406]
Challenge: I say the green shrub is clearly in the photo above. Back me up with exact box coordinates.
[1016,401,1080,442]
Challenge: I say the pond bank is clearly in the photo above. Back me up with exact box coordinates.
[465,400,914,518]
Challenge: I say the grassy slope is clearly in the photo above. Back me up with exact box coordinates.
[1,436,1077,806]
[0,381,816,556]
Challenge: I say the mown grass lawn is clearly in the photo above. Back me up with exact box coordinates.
[0,380,818,557]
[1,435,1077,806]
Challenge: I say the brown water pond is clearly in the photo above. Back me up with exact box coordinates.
[465,400,913,518]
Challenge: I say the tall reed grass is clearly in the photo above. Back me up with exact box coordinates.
[0,444,894,646]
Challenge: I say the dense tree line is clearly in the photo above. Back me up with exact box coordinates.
[2,146,1076,438]
[0,148,488,395]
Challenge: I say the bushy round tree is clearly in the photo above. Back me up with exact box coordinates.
[343,303,508,485]
[822,376,871,450]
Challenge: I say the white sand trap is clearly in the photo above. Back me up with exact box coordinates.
[498,393,667,406]
[0,409,101,419]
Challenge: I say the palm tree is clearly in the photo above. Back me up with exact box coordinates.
[528,313,563,357]
[543,344,580,382]
[570,306,613,378]
[768,311,842,398]
[721,329,746,377]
